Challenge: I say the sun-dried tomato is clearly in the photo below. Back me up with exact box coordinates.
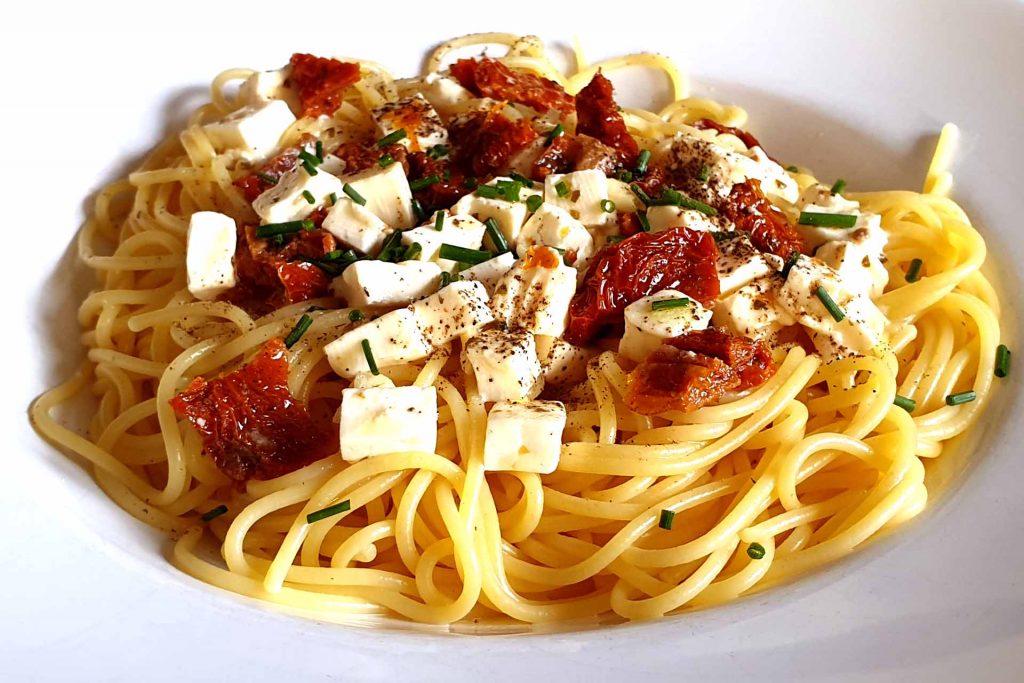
[287,53,361,118]
[720,179,806,259]
[233,147,303,203]
[574,71,639,165]
[406,151,470,213]
[450,57,574,115]
[531,133,575,179]
[449,109,540,178]
[331,140,410,177]
[666,328,775,389]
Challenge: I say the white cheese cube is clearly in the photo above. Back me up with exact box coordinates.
[420,72,475,121]
[238,68,298,111]
[491,246,578,337]
[463,328,544,402]
[186,211,237,301]
[340,162,415,229]
[401,214,486,270]
[516,204,595,270]
[351,372,395,389]
[409,280,494,347]
[815,240,888,300]
[317,153,348,176]
[712,277,795,341]
[483,400,567,474]
[371,94,448,153]
[619,290,713,362]
[331,260,442,308]
[745,146,800,204]
[716,234,785,295]
[325,308,433,378]
[796,185,888,255]
[536,336,593,386]
[322,197,393,254]
[201,100,296,161]
[458,252,517,295]
[607,179,642,213]
[646,206,722,234]
[340,385,438,461]
[453,177,541,245]
[544,170,612,228]
[252,165,345,225]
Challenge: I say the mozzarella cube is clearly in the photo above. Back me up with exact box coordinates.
[516,204,595,269]
[646,206,722,234]
[420,72,475,120]
[341,162,415,229]
[463,328,544,402]
[331,260,442,308]
[619,290,713,362]
[322,196,393,254]
[607,179,642,213]
[340,385,438,461]
[325,308,433,378]
[716,234,785,295]
[713,277,795,341]
[371,94,448,153]
[186,211,237,301]
[201,99,296,161]
[491,246,578,337]
[317,153,348,176]
[544,170,612,228]
[458,252,517,295]
[536,336,593,386]
[409,280,494,347]
[745,146,800,203]
[238,68,298,111]
[351,372,395,389]
[402,214,486,270]
[796,185,888,255]
[453,178,542,245]
[252,164,345,224]
[483,400,567,474]
[816,240,889,300]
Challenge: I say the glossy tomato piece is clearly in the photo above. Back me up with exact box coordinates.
[287,53,361,118]
[720,179,806,259]
[450,57,574,115]
[574,71,639,165]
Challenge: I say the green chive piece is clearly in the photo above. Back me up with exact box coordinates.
[348,309,364,322]
[945,390,976,406]
[996,344,1011,378]
[283,314,313,349]
[747,542,766,560]
[637,212,652,232]
[298,149,322,168]
[815,286,845,322]
[905,258,923,283]
[306,499,351,524]
[786,165,800,173]
[302,190,316,205]
[433,211,445,231]
[526,195,544,212]
[462,176,479,190]
[509,171,535,188]
[315,140,323,160]
[410,175,440,191]
[403,242,422,261]
[798,211,858,228]
[378,153,396,168]
[438,244,493,265]
[484,218,509,253]
[893,394,916,413]
[256,172,279,185]
[361,339,379,375]
[342,183,366,206]
[255,220,306,238]
[475,184,501,199]
[376,128,407,147]
[600,199,616,213]
[301,159,318,176]
[676,196,718,216]
[200,504,228,522]
[376,231,405,262]
[302,219,315,232]
[546,122,564,143]
[658,509,675,530]
[440,271,453,288]
[830,178,847,195]
[498,179,522,202]
[328,192,338,206]
[651,297,691,312]
[617,170,634,183]
[411,198,426,222]
[427,144,449,159]
[696,164,711,183]
[607,235,627,244]
[781,251,801,279]
[629,183,652,206]
[555,181,570,198]
[635,149,651,175]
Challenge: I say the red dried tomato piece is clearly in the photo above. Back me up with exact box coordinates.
[449,109,540,178]
[450,57,574,115]
[233,147,303,203]
[666,328,776,390]
[287,53,361,118]
[276,261,331,304]
[720,180,806,259]
[574,71,639,165]
[531,133,575,179]
[169,339,337,483]
[223,225,336,310]
[616,212,643,237]
[407,151,469,212]
[566,227,720,345]
[331,140,410,177]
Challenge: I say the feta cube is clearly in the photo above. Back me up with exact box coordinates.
[815,240,889,300]
[371,94,448,153]
[325,308,433,378]
[463,328,544,402]
[351,372,395,389]
[619,290,713,362]
[516,203,595,270]
[186,211,237,301]
[201,99,296,161]
[420,72,475,120]
[238,68,298,111]
[331,260,442,308]
[252,164,345,225]
[340,162,415,229]
[491,246,578,337]
[340,385,438,461]
[796,184,888,255]
[536,336,593,386]
[716,234,785,295]
[410,280,494,347]
[401,214,486,270]
[483,400,567,474]
[544,170,613,228]
[458,252,517,295]
[322,196,393,254]
[646,206,722,234]
[607,179,642,213]
[712,276,795,341]
[453,177,542,245]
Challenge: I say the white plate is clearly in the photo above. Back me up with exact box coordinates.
[5,1,1024,680]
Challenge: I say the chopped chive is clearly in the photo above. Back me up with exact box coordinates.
[635,149,651,175]
[781,251,801,279]
[462,176,479,190]
[696,164,711,183]
[893,394,916,413]
[554,181,570,198]
[658,509,675,530]
[945,390,976,406]
[272,234,285,246]
[546,122,564,143]
[600,199,616,213]
[786,165,799,173]
[629,183,652,206]
[678,196,718,216]
[302,219,315,231]
[328,192,338,206]
[411,198,426,222]
[440,271,453,288]
[509,171,535,188]
[798,211,858,228]
[376,128,407,147]
[342,183,366,206]
[651,297,692,312]
[306,499,351,524]
[427,144,449,159]
[284,314,313,349]
[301,159,318,176]
[650,187,682,206]
[905,258,923,283]
[403,242,423,261]
[617,170,634,183]
[747,542,766,560]
[378,153,396,168]
[255,220,306,238]
[607,235,627,244]
[637,212,652,232]
[484,218,509,253]
[361,339,379,375]
[256,172,279,185]
[830,178,847,195]
[298,149,322,168]
[815,285,845,322]
[498,179,522,202]
[996,344,1011,378]
[438,244,493,265]
[410,175,440,191]
[376,230,405,262]
[475,184,502,199]
[302,190,316,204]
[526,195,544,212]
[200,504,228,522]
[348,309,364,322]
[315,140,323,160]
[433,211,445,231]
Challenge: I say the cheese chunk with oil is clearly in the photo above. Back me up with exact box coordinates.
[535,336,593,386]
[712,276,795,341]
[458,252,517,295]
[238,68,299,111]
[463,328,544,402]
[796,184,888,256]
[409,280,494,347]
[186,211,237,301]
[619,290,713,362]
[482,400,567,474]
[491,246,577,337]
[200,99,296,161]
[544,170,613,228]
[402,214,486,270]
[331,260,442,308]
[340,162,415,229]
[816,239,888,300]
[516,203,595,270]
[646,206,723,234]
[716,234,784,295]
[325,308,433,378]
[419,72,475,120]
[371,94,448,152]
[253,165,345,224]
[340,385,438,461]
[322,196,393,254]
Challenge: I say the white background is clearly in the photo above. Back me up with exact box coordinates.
[3,1,1024,680]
